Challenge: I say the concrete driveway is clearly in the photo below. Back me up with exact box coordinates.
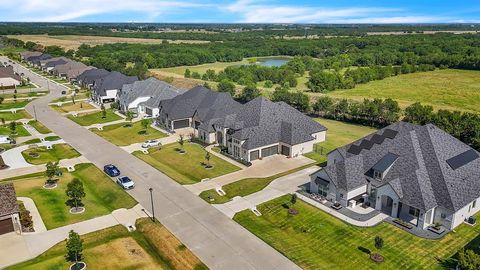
[185,155,315,195]
[8,57,301,270]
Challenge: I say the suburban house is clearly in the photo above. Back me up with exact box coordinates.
[39,57,70,71]
[20,51,42,61]
[157,86,327,161]
[309,122,480,231]
[118,77,183,117]
[0,183,21,235]
[76,68,110,89]
[51,60,89,79]
[66,65,94,83]
[92,71,138,104]
[0,66,22,88]
[27,53,51,67]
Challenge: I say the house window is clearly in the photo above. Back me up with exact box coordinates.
[409,206,420,217]
[473,200,477,209]
[339,194,343,199]
[373,170,382,179]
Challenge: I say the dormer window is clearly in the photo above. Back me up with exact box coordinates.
[373,170,382,179]
[370,153,398,180]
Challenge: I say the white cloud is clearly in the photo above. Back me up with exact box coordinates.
[1,0,206,22]
[224,0,447,24]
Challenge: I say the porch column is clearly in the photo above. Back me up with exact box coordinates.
[391,199,399,218]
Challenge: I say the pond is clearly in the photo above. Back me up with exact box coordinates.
[257,57,291,67]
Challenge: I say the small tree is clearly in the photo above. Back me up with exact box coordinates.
[374,236,384,250]
[291,193,297,205]
[45,161,60,185]
[0,97,4,104]
[66,230,84,266]
[178,134,185,153]
[205,151,211,167]
[9,121,16,134]
[100,104,106,119]
[65,178,85,211]
[141,118,151,133]
[458,249,480,270]
[1,118,5,126]
[125,111,133,127]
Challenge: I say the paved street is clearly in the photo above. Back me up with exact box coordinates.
[8,57,301,270]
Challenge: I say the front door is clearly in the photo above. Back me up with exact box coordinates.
[281,145,290,156]
[216,131,223,145]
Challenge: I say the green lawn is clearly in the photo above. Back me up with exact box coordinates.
[304,118,377,164]
[234,195,480,270]
[133,142,240,185]
[2,163,137,229]
[0,100,31,110]
[21,138,41,145]
[6,218,208,270]
[50,101,95,113]
[0,124,30,137]
[92,121,167,146]
[21,143,80,165]
[0,110,32,121]
[67,109,122,126]
[199,164,314,204]
[28,120,51,134]
[44,135,61,141]
[326,69,480,113]
[0,91,47,99]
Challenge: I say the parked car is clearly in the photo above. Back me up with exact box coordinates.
[61,91,67,95]
[142,140,161,148]
[117,176,135,190]
[0,136,15,144]
[103,164,120,177]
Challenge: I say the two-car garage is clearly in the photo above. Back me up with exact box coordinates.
[172,119,190,129]
[249,145,286,161]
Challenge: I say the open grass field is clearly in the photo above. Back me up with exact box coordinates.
[234,195,480,270]
[50,101,95,113]
[199,164,314,204]
[21,143,80,165]
[133,142,240,185]
[67,108,122,126]
[304,118,377,164]
[8,34,210,51]
[0,110,32,121]
[28,120,51,134]
[92,121,167,146]
[0,100,32,110]
[2,163,137,229]
[325,69,480,113]
[7,218,207,270]
[0,124,30,137]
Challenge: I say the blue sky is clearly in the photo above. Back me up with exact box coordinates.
[2,0,480,23]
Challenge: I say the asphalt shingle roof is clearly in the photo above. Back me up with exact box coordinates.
[118,77,183,109]
[77,68,110,86]
[317,122,480,212]
[93,71,138,96]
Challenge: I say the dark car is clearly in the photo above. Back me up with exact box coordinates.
[103,164,120,177]
[61,90,67,95]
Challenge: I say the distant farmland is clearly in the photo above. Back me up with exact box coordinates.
[8,34,209,50]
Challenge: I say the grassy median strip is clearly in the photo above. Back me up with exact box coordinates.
[234,195,480,270]
[92,121,167,146]
[133,143,240,185]
[21,143,80,165]
[28,120,51,134]
[0,99,31,110]
[2,163,136,229]
[67,109,122,126]
[0,110,32,122]
[199,164,314,204]
[50,101,95,113]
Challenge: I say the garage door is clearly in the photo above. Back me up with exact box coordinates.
[0,218,14,235]
[250,150,259,161]
[281,145,290,156]
[173,119,189,129]
[261,145,278,158]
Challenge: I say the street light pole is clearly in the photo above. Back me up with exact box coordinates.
[149,188,155,222]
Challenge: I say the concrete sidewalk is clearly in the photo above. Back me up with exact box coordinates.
[205,145,247,169]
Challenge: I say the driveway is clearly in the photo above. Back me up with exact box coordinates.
[185,155,315,195]
[8,57,301,270]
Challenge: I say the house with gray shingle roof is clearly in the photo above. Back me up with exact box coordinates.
[27,53,51,67]
[157,86,327,161]
[117,77,184,117]
[76,68,110,89]
[0,183,20,235]
[309,122,480,231]
[92,71,138,104]
[0,66,22,87]
[20,51,42,61]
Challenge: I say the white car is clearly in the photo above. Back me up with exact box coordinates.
[0,136,14,144]
[117,176,135,190]
[142,140,161,148]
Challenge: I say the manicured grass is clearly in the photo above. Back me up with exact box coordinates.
[7,218,208,270]
[92,121,167,146]
[67,109,122,126]
[50,101,95,113]
[21,143,80,165]
[2,163,137,229]
[133,142,241,185]
[326,69,480,113]
[199,164,314,204]
[28,120,51,134]
[234,195,480,270]
[304,118,377,164]
[0,124,30,137]
[0,110,32,121]
[0,91,47,99]
[21,138,41,145]
[15,83,37,89]
[44,135,61,141]
[0,99,31,110]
